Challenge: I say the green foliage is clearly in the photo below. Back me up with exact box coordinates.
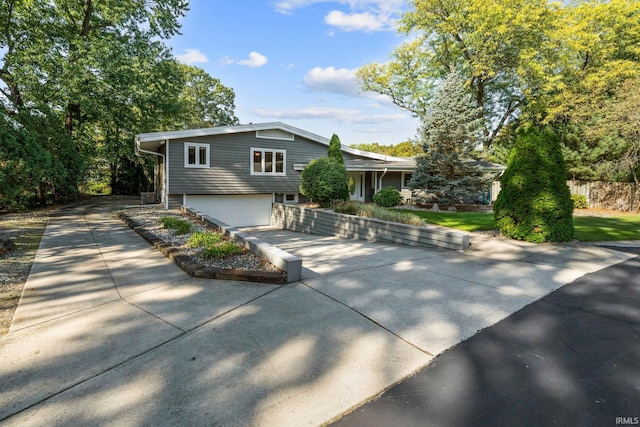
[494,128,574,242]
[357,0,556,149]
[327,134,345,165]
[186,230,243,259]
[331,201,424,226]
[186,231,242,259]
[332,200,360,215]
[187,231,223,248]
[409,73,491,204]
[356,204,424,227]
[299,157,349,207]
[571,194,589,209]
[350,141,421,157]
[158,217,193,234]
[0,0,238,205]
[373,187,402,207]
[200,241,243,259]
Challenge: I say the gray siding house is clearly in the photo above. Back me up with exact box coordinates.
[135,122,415,227]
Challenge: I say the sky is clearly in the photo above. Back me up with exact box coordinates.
[167,0,420,146]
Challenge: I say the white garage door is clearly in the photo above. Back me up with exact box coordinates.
[185,194,272,227]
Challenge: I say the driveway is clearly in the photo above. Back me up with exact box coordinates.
[333,246,640,426]
[0,200,634,426]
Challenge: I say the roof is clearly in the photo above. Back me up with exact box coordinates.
[135,122,408,163]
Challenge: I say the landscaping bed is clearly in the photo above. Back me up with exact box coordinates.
[118,207,286,284]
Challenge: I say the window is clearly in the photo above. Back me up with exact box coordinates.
[184,143,209,168]
[402,172,413,188]
[251,148,286,175]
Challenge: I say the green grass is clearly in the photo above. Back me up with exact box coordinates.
[187,230,244,259]
[187,231,223,248]
[394,209,640,241]
[200,241,244,259]
[573,215,640,242]
[392,209,496,232]
[158,216,193,234]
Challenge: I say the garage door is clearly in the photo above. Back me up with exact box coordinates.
[185,194,272,227]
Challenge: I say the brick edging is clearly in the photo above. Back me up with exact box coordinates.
[117,212,286,284]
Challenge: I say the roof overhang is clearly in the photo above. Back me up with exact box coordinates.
[135,122,409,163]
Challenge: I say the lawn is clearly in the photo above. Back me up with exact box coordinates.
[393,209,640,241]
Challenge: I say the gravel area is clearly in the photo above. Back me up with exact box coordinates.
[0,209,50,335]
[119,206,282,273]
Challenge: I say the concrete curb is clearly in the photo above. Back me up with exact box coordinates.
[184,207,303,282]
[117,212,287,284]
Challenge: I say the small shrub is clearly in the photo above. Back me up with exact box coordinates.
[299,157,349,207]
[373,186,402,207]
[200,241,244,259]
[159,217,193,234]
[571,194,588,209]
[187,231,223,248]
[332,199,360,215]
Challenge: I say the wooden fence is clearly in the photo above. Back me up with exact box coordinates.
[491,180,638,211]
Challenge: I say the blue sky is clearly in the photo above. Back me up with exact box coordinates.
[168,0,420,146]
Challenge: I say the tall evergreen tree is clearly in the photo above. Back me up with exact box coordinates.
[494,128,574,242]
[408,73,490,204]
[327,133,345,165]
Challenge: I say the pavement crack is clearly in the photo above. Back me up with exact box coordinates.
[300,280,435,358]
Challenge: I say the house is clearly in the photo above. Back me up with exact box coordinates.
[135,122,416,227]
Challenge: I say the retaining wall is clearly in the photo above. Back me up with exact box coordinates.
[271,203,470,251]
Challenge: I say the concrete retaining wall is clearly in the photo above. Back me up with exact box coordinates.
[185,207,302,282]
[271,203,469,251]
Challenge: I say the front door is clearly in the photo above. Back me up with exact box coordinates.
[347,172,365,202]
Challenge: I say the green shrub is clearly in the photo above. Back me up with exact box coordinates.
[158,217,193,234]
[571,194,588,209]
[299,157,349,207]
[187,231,223,248]
[373,186,402,207]
[200,241,243,259]
[494,128,574,243]
[357,204,425,227]
[332,199,360,215]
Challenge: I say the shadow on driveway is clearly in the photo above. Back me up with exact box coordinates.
[332,247,640,427]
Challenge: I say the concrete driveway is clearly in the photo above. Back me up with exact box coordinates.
[0,200,633,426]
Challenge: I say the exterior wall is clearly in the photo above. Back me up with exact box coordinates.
[381,172,403,190]
[167,132,335,195]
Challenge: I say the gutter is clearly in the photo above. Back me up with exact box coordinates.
[135,137,168,209]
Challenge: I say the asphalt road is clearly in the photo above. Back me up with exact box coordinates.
[332,246,640,427]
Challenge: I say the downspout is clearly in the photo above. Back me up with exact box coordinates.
[135,137,167,208]
[378,168,388,192]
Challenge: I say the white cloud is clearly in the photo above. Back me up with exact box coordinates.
[252,106,407,124]
[238,51,268,68]
[175,48,208,65]
[273,0,405,32]
[223,51,269,68]
[324,10,385,32]
[303,66,360,96]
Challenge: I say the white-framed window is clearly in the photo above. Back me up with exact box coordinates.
[184,143,210,168]
[402,172,413,188]
[251,148,286,175]
[284,193,298,204]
